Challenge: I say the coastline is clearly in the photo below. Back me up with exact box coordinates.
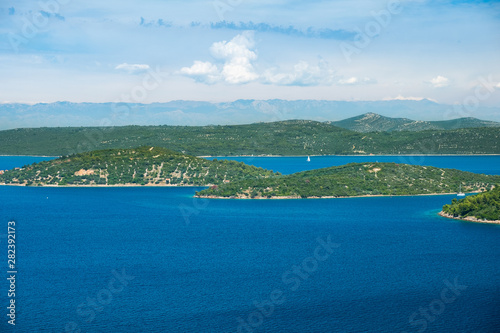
[195,192,480,200]
[0,183,206,188]
[438,211,500,225]
[0,183,482,201]
[1,154,499,158]
[200,154,500,158]
[0,155,60,157]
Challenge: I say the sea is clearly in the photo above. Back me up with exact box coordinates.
[0,155,499,333]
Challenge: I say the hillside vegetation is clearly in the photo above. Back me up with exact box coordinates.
[195,163,500,199]
[0,120,499,156]
[330,113,500,132]
[442,186,500,221]
[0,147,276,186]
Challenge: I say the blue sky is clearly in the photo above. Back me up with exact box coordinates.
[1,0,499,106]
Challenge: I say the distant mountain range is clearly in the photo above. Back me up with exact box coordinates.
[330,113,500,132]
[1,99,500,130]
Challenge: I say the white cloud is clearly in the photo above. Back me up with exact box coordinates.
[181,32,337,86]
[180,31,259,84]
[220,56,259,84]
[337,77,376,86]
[212,31,259,84]
[210,32,257,61]
[430,75,450,88]
[115,63,150,74]
[262,60,336,86]
[383,95,438,102]
[496,83,500,88]
[338,77,358,85]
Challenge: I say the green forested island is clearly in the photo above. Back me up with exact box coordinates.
[2,149,499,202]
[441,187,500,222]
[195,162,500,199]
[0,147,276,186]
[0,120,499,156]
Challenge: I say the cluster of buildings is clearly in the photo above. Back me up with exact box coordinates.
[0,168,17,175]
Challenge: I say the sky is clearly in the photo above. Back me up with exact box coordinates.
[0,0,500,107]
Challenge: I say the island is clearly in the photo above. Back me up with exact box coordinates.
[3,150,499,203]
[195,162,500,199]
[0,146,276,186]
[440,186,500,224]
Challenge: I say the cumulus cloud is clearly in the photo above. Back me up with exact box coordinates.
[212,32,259,84]
[115,63,150,74]
[338,77,358,85]
[429,75,450,88]
[180,61,220,84]
[180,32,339,86]
[262,60,336,86]
[383,95,438,102]
[180,31,258,84]
[338,77,376,86]
[180,32,348,86]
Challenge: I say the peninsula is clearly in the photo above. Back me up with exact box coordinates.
[0,147,276,186]
[195,163,500,199]
[440,186,500,224]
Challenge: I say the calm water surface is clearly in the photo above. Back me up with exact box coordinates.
[215,155,500,175]
[0,156,499,332]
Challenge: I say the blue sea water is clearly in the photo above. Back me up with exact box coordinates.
[0,156,56,171]
[0,156,499,333]
[214,155,500,175]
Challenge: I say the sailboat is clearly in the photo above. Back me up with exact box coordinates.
[457,184,465,197]
[307,156,311,162]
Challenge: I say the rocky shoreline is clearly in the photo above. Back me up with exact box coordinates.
[0,183,204,188]
[196,192,469,200]
[438,211,500,225]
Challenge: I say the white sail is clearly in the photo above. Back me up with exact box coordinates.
[457,184,465,197]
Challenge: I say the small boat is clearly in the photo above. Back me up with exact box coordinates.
[307,156,311,162]
[457,184,465,197]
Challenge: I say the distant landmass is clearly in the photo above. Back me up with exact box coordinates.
[0,147,275,186]
[440,186,500,223]
[330,113,500,132]
[1,99,500,130]
[196,162,500,199]
[0,119,499,156]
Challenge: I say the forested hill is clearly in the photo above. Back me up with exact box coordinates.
[0,120,499,156]
[330,113,500,132]
[195,162,500,199]
[441,187,500,222]
[0,147,275,186]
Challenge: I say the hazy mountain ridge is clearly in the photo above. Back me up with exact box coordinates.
[2,100,500,130]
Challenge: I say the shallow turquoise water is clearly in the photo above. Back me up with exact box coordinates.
[0,156,499,332]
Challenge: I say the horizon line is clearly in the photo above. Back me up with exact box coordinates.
[0,98,442,106]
